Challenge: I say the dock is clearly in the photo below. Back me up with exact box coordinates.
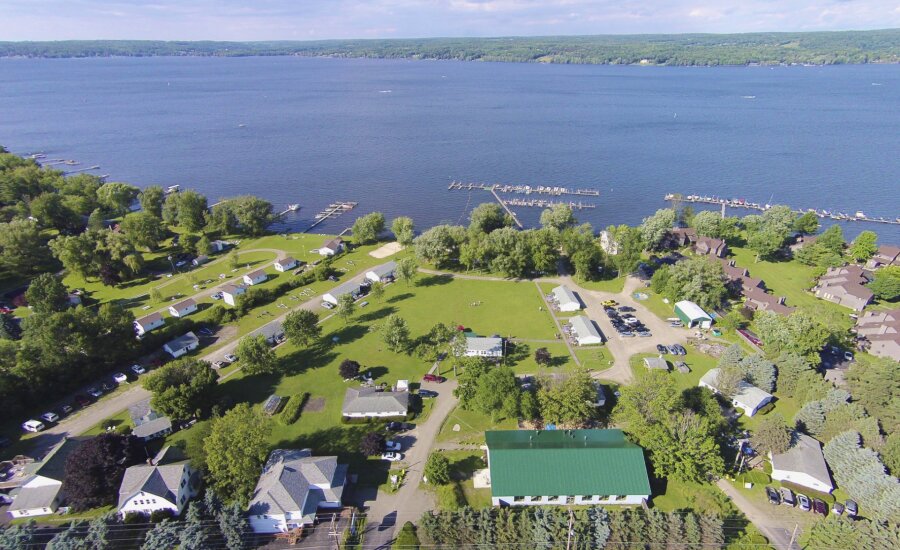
[449,181,599,197]
[502,198,596,210]
[303,201,358,233]
[276,204,301,217]
[667,194,899,226]
[63,165,100,175]
[490,189,524,228]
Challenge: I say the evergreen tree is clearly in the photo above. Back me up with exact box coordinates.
[47,522,86,550]
[532,507,554,548]
[666,513,687,550]
[219,501,249,550]
[646,510,669,548]
[179,502,208,549]
[607,510,631,548]
[795,400,827,436]
[683,512,702,546]
[141,520,181,550]
[699,514,725,548]
[476,508,495,546]
[588,507,611,548]
[0,521,38,550]
[85,513,113,550]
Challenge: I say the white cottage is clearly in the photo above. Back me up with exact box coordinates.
[699,368,773,417]
[243,269,268,286]
[464,336,504,358]
[770,434,834,494]
[134,312,165,337]
[568,316,603,346]
[221,284,247,306]
[551,285,582,312]
[168,298,198,318]
[163,332,200,358]
[274,257,299,272]
[118,449,199,518]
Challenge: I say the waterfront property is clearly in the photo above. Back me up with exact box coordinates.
[222,284,246,306]
[341,387,409,418]
[484,429,651,507]
[769,434,834,494]
[118,448,200,518]
[814,265,873,311]
[318,238,344,256]
[243,269,268,286]
[699,368,773,417]
[168,298,198,318]
[274,257,299,272]
[322,279,363,305]
[855,308,900,362]
[134,311,165,337]
[551,285,582,312]
[866,244,900,269]
[248,449,347,533]
[674,301,713,329]
[163,331,200,358]
[365,260,397,283]
[465,335,504,358]
[7,438,85,518]
[568,316,603,346]
[695,236,727,258]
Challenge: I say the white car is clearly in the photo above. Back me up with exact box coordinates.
[381,452,403,462]
[40,412,59,423]
[385,440,401,452]
[223,354,238,363]
[113,372,128,384]
[212,361,226,369]
[22,420,46,433]
[131,364,146,375]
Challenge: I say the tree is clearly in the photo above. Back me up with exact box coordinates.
[204,403,272,503]
[30,192,80,232]
[218,501,249,550]
[775,352,813,398]
[85,514,113,550]
[454,357,490,408]
[608,225,643,275]
[751,414,792,455]
[473,367,519,420]
[741,354,776,392]
[25,273,69,315]
[63,434,142,510]
[336,292,355,323]
[882,432,900,476]
[640,208,675,250]
[793,211,820,235]
[716,364,745,397]
[539,203,576,231]
[393,521,420,550]
[141,520,181,550]
[847,353,900,434]
[360,431,385,456]
[0,522,38,549]
[227,195,275,236]
[369,280,385,301]
[0,218,54,275]
[47,522,87,550]
[396,256,418,286]
[282,309,321,347]
[537,369,596,426]
[391,216,415,246]
[414,224,466,267]
[86,208,104,231]
[691,210,724,238]
[138,185,165,218]
[869,265,900,301]
[529,227,561,273]
[96,182,139,216]
[469,203,510,235]
[824,431,900,521]
[534,347,551,366]
[795,400,827,436]
[144,358,219,420]
[747,228,785,261]
[236,334,278,375]
[648,411,725,483]
[351,212,386,244]
[381,314,411,352]
[120,211,163,250]
[754,310,829,362]
[661,257,728,310]
[847,230,878,262]
[179,503,208,550]
[339,359,360,379]
[163,190,207,232]
[424,452,452,485]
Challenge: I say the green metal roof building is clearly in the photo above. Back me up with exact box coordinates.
[485,429,651,507]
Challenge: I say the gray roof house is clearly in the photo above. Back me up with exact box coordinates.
[323,279,364,305]
[770,434,834,494]
[7,437,86,518]
[248,449,347,533]
[118,456,199,517]
[163,331,200,358]
[699,368,773,417]
[129,398,172,441]
[366,261,397,283]
[551,285,582,312]
[341,387,409,418]
[569,316,603,346]
[465,336,504,358]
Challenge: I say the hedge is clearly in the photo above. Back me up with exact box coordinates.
[279,393,309,425]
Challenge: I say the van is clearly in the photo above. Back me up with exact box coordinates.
[22,420,46,433]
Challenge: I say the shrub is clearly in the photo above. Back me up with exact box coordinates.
[424,453,451,485]
[435,483,466,510]
[392,521,420,549]
[279,393,309,425]
[150,509,175,522]
[123,511,147,524]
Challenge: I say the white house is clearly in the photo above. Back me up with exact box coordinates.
[192,255,209,266]
[770,434,834,494]
[568,316,603,346]
[323,280,362,306]
[365,261,397,284]
[168,298,198,318]
[484,429,651,507]
[274,257,299,272]
[134,312,165,337]
[243,269,268,286]
[465,336,504,358]
[551,285,582,312]
[248,449,348,533]
[341,387,409,418]
[318,238,344,256]
[222,284,246,306]
[118,450,199,518]
[7,438,85,518]
[129,398,172,442]
[699,368,773,417]
[163,332,200,358]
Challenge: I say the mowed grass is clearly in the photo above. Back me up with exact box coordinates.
[437,406,518,446]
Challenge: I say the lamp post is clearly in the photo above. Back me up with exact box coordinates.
[167,255,175,272]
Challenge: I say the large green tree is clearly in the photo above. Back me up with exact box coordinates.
[138,185,165,218]
[659,257,728,310]
[235,334,278,375]
[0,218,54,275]
[204,403,272,503]
[391,216,415,246]
[381,314,411,352]
[539,203,576,231]
[847,230,878,262]
[144,358,219,420]
[847,354,900,434]
[24,273,69,315]
[750,414,792,455]
[120,211,164,250]
[869,266,900,301]
[754,310,829,362]
[351,212,386,244]
[536,369,597,426]
[162,190,207,232]
[414,224,466,267]
[282,309,321,347]
[468,203,511,235]
[96,182,140,216]
[639,208,675,250]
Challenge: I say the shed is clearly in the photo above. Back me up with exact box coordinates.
[243,269,268,286]
[551,285,582,312]
[163,332,200,358]
[674,301,713,329]
[643,355,669,371]
[568,316,603,346]
[699,368,773,417]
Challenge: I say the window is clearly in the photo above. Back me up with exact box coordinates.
[181,479,186,488]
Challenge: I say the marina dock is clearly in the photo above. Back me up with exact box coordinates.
[449,181,600,197]
[63,165,101,175]
[303,201,358,233]
[667,194,899,226]
[490,189,524,228]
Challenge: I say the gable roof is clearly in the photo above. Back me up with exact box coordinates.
[128,398,156,425]
[275,257,297,267]
[674,300,711,321]
[8,481,62,512]
[327,279,362,299]
[135,312,163,326]
[165,331,199,351]
[322,238,343,251]
[367,261,397,278]
[771,434,833,490]
[222,283,246,295]
[466,336,503,354]
[874,244,900,261]
[245,269,267,280]
[643,356,669,370]
[485,429,651,498]
[551,285,580,309]
[132,416,172,439]
[170,298,196,311]
[569,316,602,341]
[118,463,189,508]
[248,449,347,523]
[30,437,87,482]
[700,368,773,410]
[341,387,409,415]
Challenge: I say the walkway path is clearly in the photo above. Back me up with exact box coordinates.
[533,281,581,367]
[716,480,800,549]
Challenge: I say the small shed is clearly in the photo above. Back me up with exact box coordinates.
[551,285,582,312]
[674,301,713,329]
[643,355,669,371]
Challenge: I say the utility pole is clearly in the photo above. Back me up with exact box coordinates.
[565,508,575,550]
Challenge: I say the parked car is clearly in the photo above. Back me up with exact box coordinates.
[602,300,618,307]
[669,320,683,327]
[387,422,412,432]
[74,394,91,408]
[211,292,223,300]
[843,351,854,362]
[58,404,74,416]
[780,487,795,507]
[223,354,238,363]
[624,317,640,326]
[100,382,113,393]
[617,306,635,312]
[40,412,59,424]
[845,499,858,517]
[832,502,844,515]
[797,494,811,511]
[87,387,103,399]
[113,372,128,384]
[620,331,635,338]
[0,494,12,505]
[419,389,438,398]
[423,373,446,383]
[131,364,146,375]
[381,452,403,462]
[667,345,680,355]
[812,498,828,515]
[656,344,669,354]
[674,344,687,355]
[212,361,227,369]
[322,301,335,309]
[637,330,652,337]
[198,327,214,336]
[765,486,781,505]
[384,440,401,451]
[22,420,46,433]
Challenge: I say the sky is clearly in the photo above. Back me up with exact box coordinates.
[1,0,898,41]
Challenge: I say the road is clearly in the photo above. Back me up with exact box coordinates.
[717,480,800,549]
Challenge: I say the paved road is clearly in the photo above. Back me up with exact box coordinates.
[717,480,800,549]
[361,380,459,550]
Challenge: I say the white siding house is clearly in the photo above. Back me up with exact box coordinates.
[318,238,344,256]
[551,285,582,312]
[222,284,246,306]
[568,316,603,346]
[163,332,200,358]
[243,269,268,286]
[134,312,165,337]
[274,257,298,272]
[341,387,409,418]
[7,438,84,518]
[699,368,773,417]
[770,434,834,494]
[168,298,198,318]
[118,461,199,518]
[365,261,397,283]
[465,336,504,358]
[323,280,362,305]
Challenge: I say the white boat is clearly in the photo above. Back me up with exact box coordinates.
[288,204,300,212]
[855,211,866,218]
[165,185,181,194]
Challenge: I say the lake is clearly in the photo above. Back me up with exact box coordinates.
[1,56,898,241]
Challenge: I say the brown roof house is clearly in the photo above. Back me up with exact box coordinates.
[744,286,795,316]
[855,308,900,362]
[695,236,728,258]
[669,227,698,247]
[866,245,900,269]
[814,266,874,311]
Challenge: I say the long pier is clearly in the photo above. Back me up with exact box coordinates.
[490,189,524,228]
[449,181,600,197]
[63,165,100,175]
[667,194,900,226]
[304,201,358,233]
[502,198,596,210]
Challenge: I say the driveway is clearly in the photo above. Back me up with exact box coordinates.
[717,480,800,549]
[361,380,459,549]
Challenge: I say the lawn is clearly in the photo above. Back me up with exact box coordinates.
[574,347,613,371]
[437,406,517,446]
[576,276,626,294]
[443,450,492,509]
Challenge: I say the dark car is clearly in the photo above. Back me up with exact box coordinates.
[419,390,438,398]
[765,486,781,505]
[58,404,74,416]
[832,502,844,515]
[422,373,445,383]
[386,422,412,432]
[780,487,795,507]
[605,310,617,318]
[812,498,828,515]
[656,344,669,354]
[845,500,858,517]
[797,494,811,511]
[674,344,687,355]
[0,436,10,449]
[74,394,92,407]
[617,306,635,312]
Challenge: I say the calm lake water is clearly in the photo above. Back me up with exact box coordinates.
[1,57,898,241]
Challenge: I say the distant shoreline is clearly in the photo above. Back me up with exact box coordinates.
[1,29,898,66]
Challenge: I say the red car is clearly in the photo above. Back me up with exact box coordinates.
[422,373,446,383]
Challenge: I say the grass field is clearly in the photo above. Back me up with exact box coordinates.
[437,406,517,446]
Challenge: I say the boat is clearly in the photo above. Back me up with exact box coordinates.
[855,211,866,218]
[165,185,181,194]
[287,204,300,212]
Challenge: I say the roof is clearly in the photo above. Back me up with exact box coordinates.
[248,449,347,523]
[341,387,409,415]
[118,463,190,508]
[132,416,172,439]
[700,368,773,410]
[135,312,163,326]
[771,434,833,490]
[245,269,267,280]
[170,298,196,310]
[569,316,602,341]
[326,279,363,299]
[322,238,343,250]
[643,356,668,370]
[222,284,246,295]
[466,336,503,354]
[875,244,900,260]
[275,257,297,267]
[8,481,62,512]
[165,331,199,351]
[367,261,397,278]
[674,300,712,321]
[485,429,651,498]
[551,285,580,308]
[31,437,87,483]
[128,398,155,425]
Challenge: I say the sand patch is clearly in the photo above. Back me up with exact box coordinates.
[302,397,326,412]
[369,241,404,258]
